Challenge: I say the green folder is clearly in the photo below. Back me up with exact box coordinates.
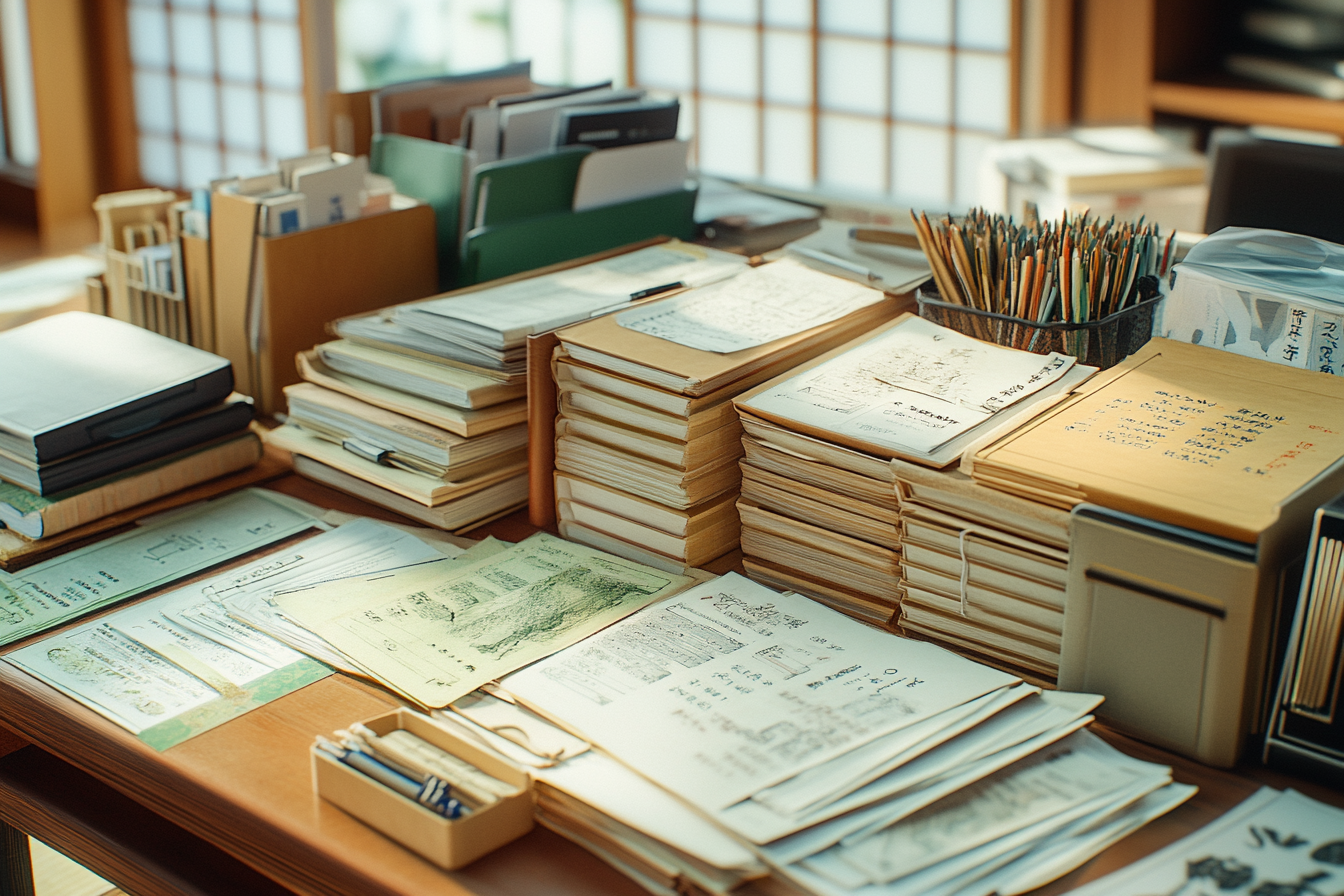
[466,146,593,229]
[370,133,465,289]
[460,187,699,284]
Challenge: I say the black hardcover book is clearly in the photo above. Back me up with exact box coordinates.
[555,98,680,150]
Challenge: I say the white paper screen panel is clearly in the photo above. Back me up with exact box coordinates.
[632,0,1015,208]
[127,0,307,189]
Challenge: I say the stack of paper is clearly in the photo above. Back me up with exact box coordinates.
[265,531,696,709]
[550,258,902,573]
[271,241,752,533]
[892,459,1072,681]
[731,314,1095,627]
[501,573,1195,896]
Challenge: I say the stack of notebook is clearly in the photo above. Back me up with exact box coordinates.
[732,314,1095,629]
[550,258,903,573]
[267,338,530,533]
[0,312,261,541]
[271,240,750,532]
[892,459,1072,682]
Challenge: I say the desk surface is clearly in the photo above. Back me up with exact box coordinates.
[0,474,1340,896]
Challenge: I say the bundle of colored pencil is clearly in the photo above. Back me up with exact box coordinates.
[910,208,1175,324]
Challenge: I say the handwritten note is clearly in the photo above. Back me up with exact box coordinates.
[617,258,886,353]
[742,316,1076,456]
[504,573,1017,811]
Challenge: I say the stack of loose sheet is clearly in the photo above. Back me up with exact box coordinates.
[892,459,1072,682]
[551,258,902,573]
[269,240,749,532]
[731,314,1095,627]
[500,573,1196,896]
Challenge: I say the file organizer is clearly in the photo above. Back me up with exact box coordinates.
[461,186,698,285]
[370,134,466,290]
[210,192,437,417]
[1264,489,1344,786]
[1061,466,1344,768]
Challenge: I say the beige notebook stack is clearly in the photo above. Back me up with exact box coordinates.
[551,259,904,574]
[892,459,1072,682]
[732,313,1096,630]
[266,339,529,533]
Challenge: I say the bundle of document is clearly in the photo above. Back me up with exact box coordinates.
[730,313,1094,628]
[550,258,902,573]
[499,573,1197,896]
[892,460,1072,681]
[270,320,531,532]
[969,338,1344,543]
[0,312,262,541]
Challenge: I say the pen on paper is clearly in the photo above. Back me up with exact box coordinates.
[790,245,881,282]
[625,267,743,302]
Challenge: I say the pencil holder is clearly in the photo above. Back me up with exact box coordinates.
[916,287,1163,369]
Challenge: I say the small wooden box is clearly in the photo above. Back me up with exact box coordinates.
[311,709,534,870]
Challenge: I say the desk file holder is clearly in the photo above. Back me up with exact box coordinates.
[1060,465,1344,767]
[1264,489,1344,786]
[211,192,438,417]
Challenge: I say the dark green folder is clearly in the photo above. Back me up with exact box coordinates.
[370,133,465,289]
[466,146,594,229]
[460,187,699,285]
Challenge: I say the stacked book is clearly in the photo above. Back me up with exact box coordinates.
[270,240,749,532]
[550,258,903,573]
[892,459,1071,682]
[267,338,530,533]
[0,312,261,544]
[732,314,1095,630]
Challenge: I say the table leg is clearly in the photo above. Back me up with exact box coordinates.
[0,821,34,896]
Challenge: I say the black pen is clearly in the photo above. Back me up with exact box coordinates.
[629,281,686,300]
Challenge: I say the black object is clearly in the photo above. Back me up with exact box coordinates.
[1205,136,1344,244]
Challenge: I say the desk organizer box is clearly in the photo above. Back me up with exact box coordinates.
[312,708,534,869]
[916,286,1163,370]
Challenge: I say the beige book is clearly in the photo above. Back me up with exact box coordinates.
[898,605,1059,679]
[892,458,1070,550]
[267,424,526,506]
[0,431,261,539]
[898,557,1064,629]
[558,386,737,441]
[740,522,899,606]
[557,499,739,566]
[742,557,897,628]
[557,283,900,397]
[739,505,900,601]
[283,382,528,477]
[292,455,527,534]
[900,547,1065,611]
[740,465,900,551]
[555,414,743,470]
[556,519,701,577]
[555,434,740,509]
[900,504,1067,569]
[743,436,897,508]
[899,577,1062,640]
[970,338,1344,543]
[298,350,527,438]
[739,415,895,483]
[555,357,740,418]
[900,511,1067,589]
[555,474,738,538]
[316,339,526,410]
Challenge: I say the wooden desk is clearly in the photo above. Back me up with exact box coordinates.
[0,474,1339,896]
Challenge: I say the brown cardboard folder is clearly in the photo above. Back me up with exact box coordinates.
[211,193,437,416]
